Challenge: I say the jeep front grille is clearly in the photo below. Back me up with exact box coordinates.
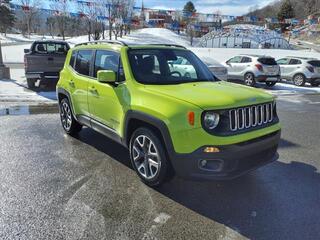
[229,103,274,132]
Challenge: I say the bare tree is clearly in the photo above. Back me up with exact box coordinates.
[78,0,105,41]
[18,0,41,37]
[50,0,69,40]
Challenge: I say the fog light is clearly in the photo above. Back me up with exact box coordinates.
[204,147,220,153]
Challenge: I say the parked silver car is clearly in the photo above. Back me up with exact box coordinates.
[276,57,320,87]
[224,55,280,87]
[203,57,228,81]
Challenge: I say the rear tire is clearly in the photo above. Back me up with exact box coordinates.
[27,78,36,89]
[244,73,256,87]
[59,98,82,135]
[129,127,173,187]
[293,74,306,86]
[265,81,277,87]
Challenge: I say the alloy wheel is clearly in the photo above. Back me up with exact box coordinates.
[132,135,161,180]
[245,74,254,85]
[60,101,72,131]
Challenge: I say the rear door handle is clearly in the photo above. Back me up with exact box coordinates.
[69,80,75,87]
[89,86,98,95]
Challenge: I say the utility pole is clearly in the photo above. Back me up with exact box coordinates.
[0,40,11,79]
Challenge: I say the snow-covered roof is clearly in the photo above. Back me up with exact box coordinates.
[199,24,291,49]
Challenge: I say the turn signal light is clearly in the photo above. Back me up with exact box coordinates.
[204,147,220,153]
[188,111,195,126]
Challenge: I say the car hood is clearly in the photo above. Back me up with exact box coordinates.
[144,81,274,110]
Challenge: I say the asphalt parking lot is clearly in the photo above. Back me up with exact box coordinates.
[0,93,319,240]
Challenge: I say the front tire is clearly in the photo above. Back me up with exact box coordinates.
[27,78,36,89]
[244,73,256,87]
[293,74,306,86]
[129,127,172,187]
[59,98,82,135]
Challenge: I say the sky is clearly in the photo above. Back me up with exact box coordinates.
[135,0,276,16]
[11,0,276,16]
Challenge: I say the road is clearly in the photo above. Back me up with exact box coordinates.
[0,93,319,240]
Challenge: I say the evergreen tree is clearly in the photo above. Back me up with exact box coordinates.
[183,1,196,14]
[278,0,295,20]
[0,0,15,35]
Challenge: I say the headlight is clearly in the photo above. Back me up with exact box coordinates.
[203,112,220,130]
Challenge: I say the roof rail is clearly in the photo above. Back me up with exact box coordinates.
[75,40,127,47]
[146,43,187,49]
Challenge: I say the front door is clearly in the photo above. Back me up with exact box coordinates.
[88,50,125,135]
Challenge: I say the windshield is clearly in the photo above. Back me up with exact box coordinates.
[128,49,217,84]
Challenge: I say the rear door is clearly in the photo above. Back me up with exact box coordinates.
[69,49,93,118]
[88,50,125,134]
[287,59,302,77]
[239,57,252,75]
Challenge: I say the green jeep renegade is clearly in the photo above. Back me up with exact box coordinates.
[56,41,281,186]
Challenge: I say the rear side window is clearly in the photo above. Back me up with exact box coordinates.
[69,51,77,68]
[241,57,252,63]
[33,42,69,55]
[308,60,320,67]
[289,59,302,65]
[258,58,277,65]
[75,50,93,76]
[94,50,119,78]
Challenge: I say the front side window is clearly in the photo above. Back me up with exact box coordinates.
[277,58,289,65]
[75,50,93,76]
[128,49,216,85]
[228,56,242,64]
[94,50,120,78]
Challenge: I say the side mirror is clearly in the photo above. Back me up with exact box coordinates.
[24,49,30,54]
[97,70,116,83]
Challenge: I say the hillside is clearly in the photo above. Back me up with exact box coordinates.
[248,0,319,19]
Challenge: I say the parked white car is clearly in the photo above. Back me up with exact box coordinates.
[168,57,228,81]
[224,55,281,87]
[203,57,228,81]
[276,57,320,87]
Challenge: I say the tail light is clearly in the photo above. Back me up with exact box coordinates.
[306,66,314,73]
[255,64,263,72]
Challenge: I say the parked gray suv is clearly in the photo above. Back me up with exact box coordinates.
[24,40,70,88]
[276,57,320,87]
[224,54,280,87]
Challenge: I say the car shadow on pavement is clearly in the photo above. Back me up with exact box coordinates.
[74,129,320,239]
[157,160,320,239]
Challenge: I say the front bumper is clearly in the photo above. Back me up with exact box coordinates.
[256,75,280,82]
[169,130,281,180]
